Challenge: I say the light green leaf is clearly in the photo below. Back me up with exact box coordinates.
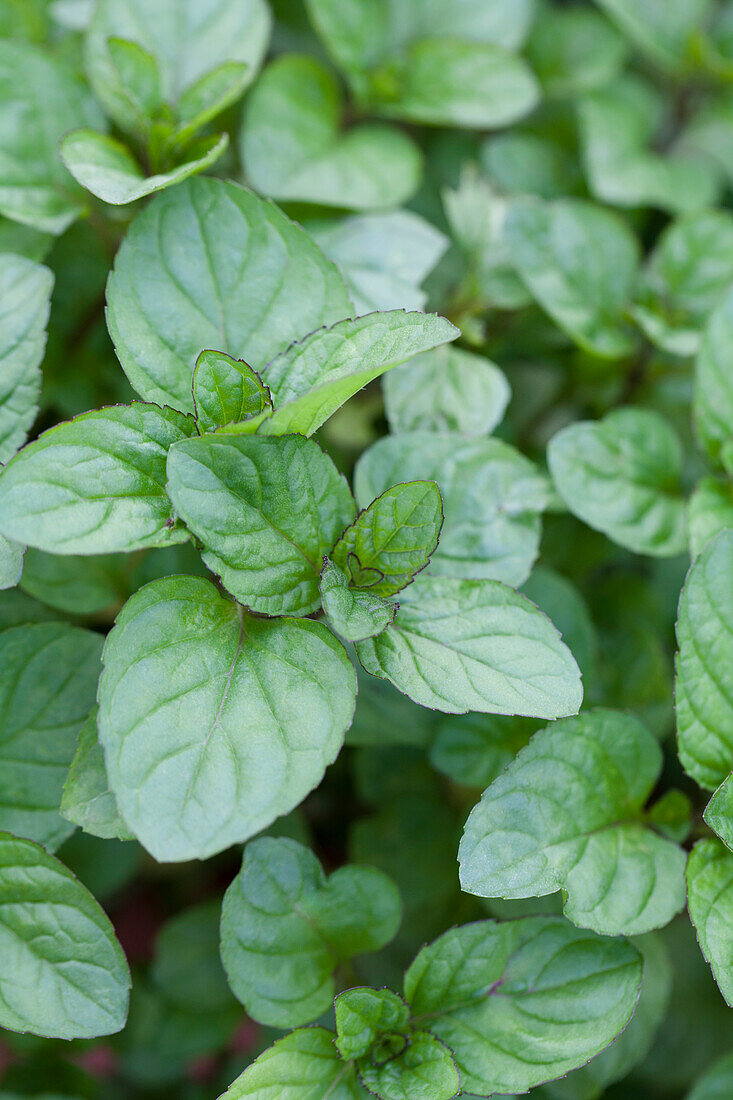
[480,131,579,200]
[320,560,397,642]
[98,576,357,861]
[335,987,410,1061]
[192,349,272,433]
[404,916,642,1097]
[0,831,130,1038]
[460,709,687,935]
[0,41,104,233]
[358,1029,460,1100]
[549,931,672,1099]
[675,531,733,790]
[175,60,251,142]
[308,211,447,314]
[241,55,423,210]
[61,707,134,842]
[60,129,228,206]
[332,481,443,597]
[220,836,401,1027]
[166,433,355,616]
[86,0,271,135]
[257,311,458,438]
[0,253,53,464]
[0,536,23,591]
[0,622,103,850]
[526,6,628,99]
[687,1051,733,1100]
[372,38,540,130]
[505,196,640,358]
[106,177,353,413]
[0,403,197,554]
[631,210,733,357]
[593,0,712,72]
[218,1027,367,1099]
[443,167,531,312]
[695,286,733,465]
[705,775,733,851]
[687,479,733,557]
[547,408,687,557]
[355,432,549,587]
[306,0,536,71]
[579,85,721,215]
[686,838,733,1006]
[429,713,538,789]
[384,346,510,438]
[356,574,583,718]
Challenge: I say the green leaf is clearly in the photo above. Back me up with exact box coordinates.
[356,574,583,718]
[384,346,510,437]
[429,713,538,789]
[105,36,163,129]
[631,210,733,357]
[547,408,687,557]
[0,536,23,591]
[61,707,134,842]
[218,1026,367,1099]
[687,478,733,557]
[306,0,536,71]
[220,836,401,1027]
[593,0,712,72]
[0,831,130,1038]
[675,531,733,790]
[257,311,458,438]
[460,709,687,936]
[505,197,640,358]
[19,548,130,614]
[480,131,579,200]
[175,61,251,142]
[0,403,197,554]
[152,900,234,1013]
[241,55,423,210]
[86,0,271,135]
[335,987,410,1061]
[370,38,540,130]
[687,1052,733,1100]
[443,167,532,312]
[526,6,628,99]
[98,576,356,861]
[404,916,643,1096]
[686,838,733,1006]
[166,433,355,616]
[106,177,353,413]
[320,559,397,642]
[0,41,104,233]
[358,1029,460,1100]
[0,216,51,261]
[332,481,443,597]
[192,349,272,433]
[307,211,447,314]
[0,622,103,850]
[695,286,733,465]
[355,432,549,587]
[60,129,228,206]
[0,253,53,464]
[579,84,721,215]
[705,775,733,850]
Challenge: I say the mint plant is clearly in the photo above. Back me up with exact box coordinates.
[0,1,732,1098]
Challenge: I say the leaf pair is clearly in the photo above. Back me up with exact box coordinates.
[460,709,689,936]
[221,914,643,1099]
[61,0,271,205]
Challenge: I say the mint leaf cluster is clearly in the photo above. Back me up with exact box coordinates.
[0,1,732,1098]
